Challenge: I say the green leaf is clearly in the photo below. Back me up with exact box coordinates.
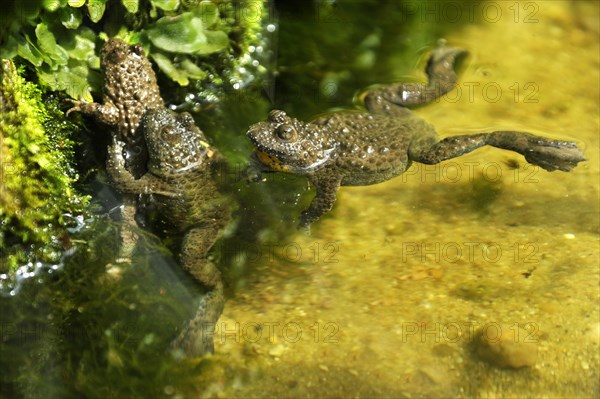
[65,35,95,61]
[79,26,98,42]
[35,23,56,53]
[151,53,189,86]
[44,0,68,12]
[35,23,69,65]
[122,0,139,13]
[87,0,108,23]
[199,31,229,55]
[146,11,229,55]
[16,36,44,67]
[181,58,207,80]
[16,43,43,67]
[60,7,83,29]
[37,63,94,101]
[88,55,101,70]
[150,0,180,12]
[67,0,86,7]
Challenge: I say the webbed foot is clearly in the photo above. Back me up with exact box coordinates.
[297,176,341,229]
[487,132,586,172]
[171,290,224,358]
[521,139,586,172]
[427,40,468,78]
[65,98,83,116]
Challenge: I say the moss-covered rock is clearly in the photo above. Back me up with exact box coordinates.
[0,59,88,275]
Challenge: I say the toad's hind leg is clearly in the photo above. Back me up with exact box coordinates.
[364,42,467,115]
[171,225,224,357]
[411,131,586,172]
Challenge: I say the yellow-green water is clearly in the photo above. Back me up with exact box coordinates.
[198,2,599,397]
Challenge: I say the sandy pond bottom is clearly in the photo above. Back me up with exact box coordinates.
[187,2,599,398]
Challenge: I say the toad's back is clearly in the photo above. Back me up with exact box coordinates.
[100,38,164,140]
[313,112,437,186]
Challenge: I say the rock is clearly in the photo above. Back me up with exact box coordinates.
[474,324,538,368]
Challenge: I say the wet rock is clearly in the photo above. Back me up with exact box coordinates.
[474,324,538,368]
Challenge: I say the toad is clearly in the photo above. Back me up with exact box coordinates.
[67,38,165,259]
[68,39,229,356]
[107,108,231,356]
[67,37,164,176]
[247,43,586,228]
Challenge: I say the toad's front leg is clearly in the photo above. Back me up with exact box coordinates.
[107,139,175,264]
[66,99,120,127]
[299,175,343,229]
[107,139,175,196]
[104,141,139,264]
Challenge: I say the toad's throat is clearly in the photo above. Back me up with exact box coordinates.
[255,146,337,174]
[256,151,290,172]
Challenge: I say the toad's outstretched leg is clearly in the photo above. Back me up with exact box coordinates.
[107,140,173,264]
[410,131,586,172]
[365,41,467,114]
[171,225,225,357]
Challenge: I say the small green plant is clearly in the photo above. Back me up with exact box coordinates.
[1,0,267,98]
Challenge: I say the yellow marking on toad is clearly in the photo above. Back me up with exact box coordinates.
[257,151,289,172]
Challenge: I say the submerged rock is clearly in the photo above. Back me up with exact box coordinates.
[474,323,538,368]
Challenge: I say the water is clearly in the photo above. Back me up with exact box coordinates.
[1,1,598,398]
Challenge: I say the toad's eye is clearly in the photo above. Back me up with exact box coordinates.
[159,125,179,143]
[275,124,297,142]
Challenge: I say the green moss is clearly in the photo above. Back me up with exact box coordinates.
[0,60,89,273]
